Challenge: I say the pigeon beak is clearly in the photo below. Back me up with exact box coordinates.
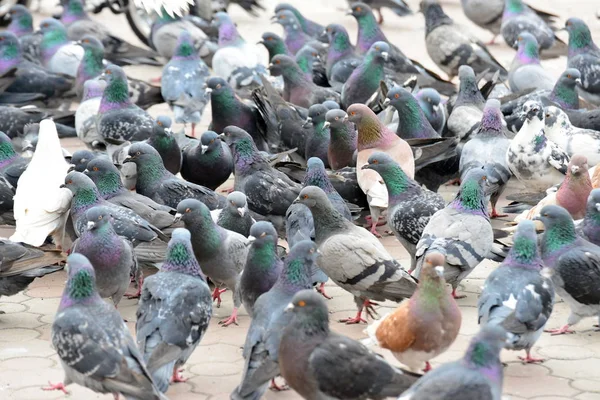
[257,40,264,45]
[83,169,89,175]
[383,98,391,107]
[123,156,133,163]
[434,266,444,277]
[270,15,277,21]
[284,302,294,311]
[201,145,209,154]
[86,221,96,230]
[342,115,348,123]
[292,196,301,205]
[237,207,246,217]
[360,164,372,170]
[303,117,312,128]
[4,13,12,21]
[59,183,67,188]
[173,213,183,223]
[218,133,226,140]
[576,78,582,85]
[67,164,76,173]
[323,121,330,129]
[268,63,274,69]
[22,141,34,152]
[98,73,107,82]
[205,87,212,95]
[381,52,389,61]
[595,203,600,212]
[247,235,256,244]
[345,9,353,16]
[571,165,580,174]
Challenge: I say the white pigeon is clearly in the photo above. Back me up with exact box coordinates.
[10,120,72,248]
[544,106,600,167]
[506,101,570,192]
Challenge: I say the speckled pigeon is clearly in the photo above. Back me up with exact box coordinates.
[135,228,212,392]
[175,199,248,326]
[478,220,554,363]
[180,130,233,190]
[125,142,225,210]
[231,240,316,400]
[38,18,83,78]
[46,253,166,399]
[564,18,600,106]
[280,290,420,400]
[509,33,554,92]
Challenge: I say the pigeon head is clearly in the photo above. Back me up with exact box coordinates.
[480,99,504,132]
[39,18,68,60]
[416,88,441,107]
[274,3,301,18]
[200,131,221,154]
[162,228,204,277]
[268,54,299,77]
[366,41,389,62]
[125,142,164,170]
[415,253,452,305]
[281,240,319,286]
[455,65,484,109]
[70,149,97,173]
[565,18,596,55]
[211,11,233,28]
[62,0,86,24]
[295,185,330,210]
[515,32,540,63]
[273,10,302,31]
[463,325,506,369]
[586,189,600,220]
[535,205,577,253]
[522,100,544,122]
[60,253,101,308]
[305,104,329,128]
[62,171,101,210]
[384,86,415,109]
[420,0,453,34]
[175,199,212,227]
[0,131,18,165]
[78,34,104,53]
[295,45,320,77]
[348,2,373,19]
[452,168,488,215]
[285,288,330,328]
[347,104,388,148]
[225,191,249,217]
[82,76,106,101]
[420,252,447,284]
[325,24,349,48]
[568,154,588,177]
[84,157,123,196]
[0,31,21,67]
[324,109,349,130]
[39,18,66,35]
[220,125,256,151]
[248,221,278,248]
[7,4,33,35]
[205,76,235,103]
[173,31,197,60]
[323,100,340,110]
[362,152,416,200]
[99,65,131,109]
[549,69,580,110]
[84,205,114,232]
[153,115,173,137]
[504,220,542,267]
[304,157,335,193]
[212,12,243,47]
[258,32,289,59]
[543,106,568,130]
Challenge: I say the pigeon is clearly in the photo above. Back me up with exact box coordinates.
[75,80,105,148]
[211,11,266,89]
[71,205,137,307]
[460,99,511,218]
[46,253,166,399]
[341,41,390,107]
[10,120,72,248]
[161,31,210,137]
[347,0,413,25]
[501,0,564,56]
[544,106,600,166]
[146,116,181,175]
[0,106,75,139]
[365,252,461,372]
[304,157,354,221]
[214,191,255,237]
[61,171,160,244]
[231,240,317,400]
[564,18,600,106]
[258,31,291,60]
[206,76,269,152]
[238,221,283,317]
[0,130,29,188]
[269,54,341,109]
[509,32,555,93]
[295,45,326,85]
[38,18,84,78]
[272,10,312,55]
[363,152,445,271]
[6,5,41,65]
[274,3,325,38]
[69,149,100,173]
[556,155,593,220]
[294,186,418,324]
[384,86,440,139]
[304,103,331,167]
[398,325,506,400]
[125,142,225,210]
[323,24,361,91]
[135,228,212,392]
[579,189,600,246]
[421,1,507,80]
[280,290,420,400]
[506,101,570,192]
[414,168,494,299]
[478,220,554,363]
[180,130,233,190]
[325,109,357,170]
[536,205,600,335]
[221,126,301,217]
[96,65,155,143]
[84,157,175,229]
[447,65,486,141]
[415,88,446,135]
[175,198,248,326]
[349,103,415,236]
[0,240,64,298]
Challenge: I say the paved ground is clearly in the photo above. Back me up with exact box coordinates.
[1,0,600,399]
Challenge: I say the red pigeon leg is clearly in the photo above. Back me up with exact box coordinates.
[490,207,508,219]
[212,287,227,307]
[151,76,161,83]
[486,34,499,45]
[545,324,575,335]
[42,382,69,394]
[316,282,333,299]
[172,366,188,383]
[219,307,239,326]
[451,288,467,299]
[191,123,197,138]
[423,362,432,372]
[125,276,143,299]
[518,350,545,363]
[376,9,384,24]
[369,220,382,238]
[339,299,377,324]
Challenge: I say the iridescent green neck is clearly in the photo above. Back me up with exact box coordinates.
[413,277,447,311]
[174,41,197,60]
[466,341,498,368]
[136,159,166,190]
[95,171,123,197]
[396,97,426,136]
[162,241,203,276]
[281,258,310,287]
[248,241,277,269]
[72,187,100,211]
[82,46,104,76]
[104,78,130,104]
[0,141,17,163]
[452,180,486,214]
[550,83,579,109]
[542,221,576,253]
[506,235,540,266]
[505,0,525,15]
[375,163,411,199]
[0,41,20,66]
[68,270,95,300]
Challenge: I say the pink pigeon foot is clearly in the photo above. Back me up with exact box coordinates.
[171,367,188,383]
[491,208,508,219]
[316,282,332,299]
[339,310,367,324]
[451,288,466,299]
[519,350,545,363]
[423,362,432,372]
[212,287,227,307]
[269,378,289,391]
[219,307,239,326]
[369,221,382,238]
[43,382,69,394]
[125,277,143,299]
[545,324,575,335]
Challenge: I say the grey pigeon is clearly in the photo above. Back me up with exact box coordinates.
[231,240,317,400]
[84,157,175,230]
[346,0,413,24]
[398,325,506,400]
[96,65,155,143]
[0,130,29,188]
[460,100,511,218]
[75,79,105,149]
[46,253,166,399]
[509,33,554,93]
[180,130,233,190]
[414,168,494,299]
[324,24,361,92]
[146,116,182,175]
[415,88,446,135]
[447,65,485,141]
[421,1,507,80]
[506,101,569,192]
[221,126,301,217]
[304,157,353,221]
[238,221,283,317]
[324,109,357,170]
[478,220,554,363]
[125,142,225,210]
[578,189,600,246]
[272,10,312,55]
[6,5,41,65]
[273,3,325,38]
[294,186,417,324]
[535,205,600,335]
[69,149,100,173]
[161,31,210,137]
[564,18,600,106]
[363,152,445,272]
[38,18,83,78]
[71,206,137,307]
[341,41,390,108]
[215,191,255,237]
[304,103,331,167]
[280,290,421,400]
[136,228,212,392]
[175,199,248,326]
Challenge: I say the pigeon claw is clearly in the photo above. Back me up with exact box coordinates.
[423,361,432,373]
[339,314,368,324]
[316,282,333,299]
[491,208,508,219]
[43,381,69,394]
[545,325,575,335]
[219,308,239,327]
[125,286,142,299]
[171,367,188,383]
[519,351,545,364]
[269,378,289,391]
[211,287,227,307]
[451,288,467,299]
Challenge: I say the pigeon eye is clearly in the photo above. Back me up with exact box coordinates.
[375,46,380,51]
[185,208,191,213]
[356,6,362,11]
[567,74,572,79]
[312,53,317,57]
[209,139,214,144]
[106,69,112,75]
[394,93,399,99]
[0,37,4,42]
[302,194,309,199]
[98,215,103,220]
[93,166,98,171]
[373,159,379,164]
[157,121,162,126]
[275,59,281,64]
[482,175,487,181]
[298,300,306,306]
[280,15,286,19]
[350,111,355,116]
[335,117,339,121]
[67,180,72,184]
[136,151,141,156]
[216,83,221,89]
[267,37,273,41]
[260,232,267,238]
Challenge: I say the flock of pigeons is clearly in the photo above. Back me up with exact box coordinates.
[0,0,599,399]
